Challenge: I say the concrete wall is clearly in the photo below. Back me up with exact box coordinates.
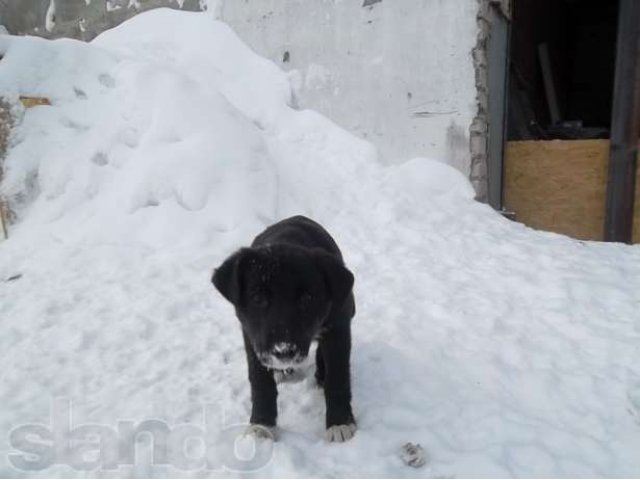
[218,0,480,175]
[0,0,201,40]
[1,0,485,194]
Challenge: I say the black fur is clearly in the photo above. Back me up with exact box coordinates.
[212,215,356,431]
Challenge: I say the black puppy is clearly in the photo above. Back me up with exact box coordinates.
[212,215,356,442]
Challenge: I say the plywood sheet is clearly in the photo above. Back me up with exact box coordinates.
[504,139,640,243]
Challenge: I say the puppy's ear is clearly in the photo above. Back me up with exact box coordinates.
[317,253,354,304]
[212,249,248,305]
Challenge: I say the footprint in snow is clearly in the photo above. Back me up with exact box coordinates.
[73,87,87,99]
[98,73,116,88]
[627,385,640,423]
[400,442,428,468]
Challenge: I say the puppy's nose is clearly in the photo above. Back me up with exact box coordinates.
[272,342,297,359]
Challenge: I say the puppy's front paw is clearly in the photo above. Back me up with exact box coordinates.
[325,423,356,443]
[245,424,276,441]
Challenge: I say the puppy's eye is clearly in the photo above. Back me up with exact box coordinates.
[250,292,268,307]
[298,291,312,309]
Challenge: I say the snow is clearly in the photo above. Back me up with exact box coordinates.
[201,0,223,20]
[1,8,640,478]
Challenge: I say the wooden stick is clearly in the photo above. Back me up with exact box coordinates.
[0,201,7,240]
[19,97,51,109]
[538,43,561,125]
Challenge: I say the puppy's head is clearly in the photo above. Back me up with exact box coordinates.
[212,245,353,369]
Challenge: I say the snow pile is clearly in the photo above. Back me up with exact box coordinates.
[1,8,640,478]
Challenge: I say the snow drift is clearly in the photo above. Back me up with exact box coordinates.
[1,8,640,478]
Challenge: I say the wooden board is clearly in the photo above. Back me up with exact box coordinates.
[19,97,51,108]
[504,139,640,243]
[0,98,12,240]
[1,96,51,239]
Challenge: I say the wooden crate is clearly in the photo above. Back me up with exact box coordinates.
[504,139,640,243]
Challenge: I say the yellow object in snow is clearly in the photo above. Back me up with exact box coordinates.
[19,96,51,108]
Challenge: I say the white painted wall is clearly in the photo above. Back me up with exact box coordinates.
[3,0,481,176]
[218,0,479,174]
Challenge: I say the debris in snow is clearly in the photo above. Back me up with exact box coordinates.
[5,274,22,282]
[400,442,427,468]
[18,97,51,108]
[0,207,7,240]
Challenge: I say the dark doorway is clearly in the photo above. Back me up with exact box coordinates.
[508,0,619,141]
[500,0,640,244]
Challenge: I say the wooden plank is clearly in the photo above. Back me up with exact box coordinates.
[538,43,561,125]
[487,3,510,210]
[19,97,51,108]
[505,139,640,243]
[0,203,7,240]
[0,98,11,240]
